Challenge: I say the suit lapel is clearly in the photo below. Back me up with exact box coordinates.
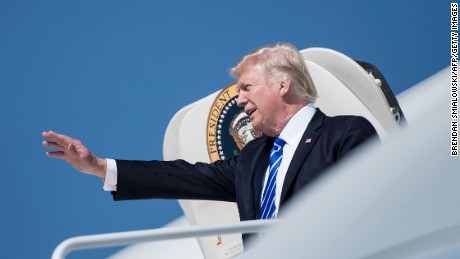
[252,136,273,219]
[280,109,325,204]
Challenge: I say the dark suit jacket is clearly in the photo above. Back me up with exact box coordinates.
[113,108,377,222]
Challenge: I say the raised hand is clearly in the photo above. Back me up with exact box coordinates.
[42,131,107,179]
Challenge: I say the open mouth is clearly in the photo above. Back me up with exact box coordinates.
[246,108,256,117]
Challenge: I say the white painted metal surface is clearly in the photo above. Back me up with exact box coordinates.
[52,220,278,259]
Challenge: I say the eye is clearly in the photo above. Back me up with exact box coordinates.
[241,84,251,92]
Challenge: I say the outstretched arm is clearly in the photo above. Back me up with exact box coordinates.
[42,130,107,179]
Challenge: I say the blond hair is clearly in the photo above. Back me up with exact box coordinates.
[230,43,317,102]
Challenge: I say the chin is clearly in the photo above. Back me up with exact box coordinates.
[251,121,260,131]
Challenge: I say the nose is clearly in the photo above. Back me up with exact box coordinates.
[237,91,247,107]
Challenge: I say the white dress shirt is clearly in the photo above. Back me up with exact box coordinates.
[103,158,117,191]
[103,103,318,213]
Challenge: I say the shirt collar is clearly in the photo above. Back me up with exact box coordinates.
[279,103,316,146]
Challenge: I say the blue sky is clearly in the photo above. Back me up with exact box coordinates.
[0,1,449,258]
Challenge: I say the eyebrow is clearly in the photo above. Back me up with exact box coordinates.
[237,75,260,92]
[236,82,251,93]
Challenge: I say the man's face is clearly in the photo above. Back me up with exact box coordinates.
[236,66,280,135]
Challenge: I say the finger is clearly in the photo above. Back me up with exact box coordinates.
[46,151,65,159]
[42,131,66,143]
[42,130,59,140]
[42,140,65,151]
[45,131,71,143]
[43,131,81,146]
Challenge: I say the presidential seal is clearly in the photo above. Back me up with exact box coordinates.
[207,83,262,162]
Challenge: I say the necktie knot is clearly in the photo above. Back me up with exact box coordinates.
[270,137,285,163]
[274,136,285,149]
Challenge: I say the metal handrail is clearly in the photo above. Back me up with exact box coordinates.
[52,219,279,259]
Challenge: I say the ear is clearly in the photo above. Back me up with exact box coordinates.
[279,76,291,97]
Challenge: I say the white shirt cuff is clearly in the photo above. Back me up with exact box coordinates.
[103,158,117,191]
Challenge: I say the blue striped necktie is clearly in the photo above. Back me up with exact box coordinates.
[260,136,286,219]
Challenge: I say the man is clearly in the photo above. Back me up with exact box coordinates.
[42,43,376,223]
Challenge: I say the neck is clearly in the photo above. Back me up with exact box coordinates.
[266,102,308,137]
